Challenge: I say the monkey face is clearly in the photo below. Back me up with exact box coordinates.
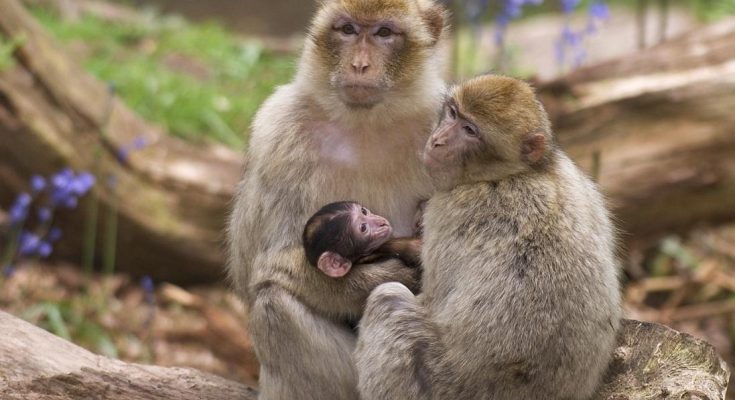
[422,99,485,189]
[350,204,393,254]
[310,1,446,108]
[423,76,553,190]
[328,16,408,107]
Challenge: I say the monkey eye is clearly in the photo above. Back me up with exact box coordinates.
[341,24,357,35]
[463,125,478,137]
[361,207,368,215]
[375,27,393,37]
[360,223,368,233]
[448,105,458,120]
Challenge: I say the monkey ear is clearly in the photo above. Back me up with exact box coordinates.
[422,4,446,45]
[522,132,547,165]
[317,252,352,278]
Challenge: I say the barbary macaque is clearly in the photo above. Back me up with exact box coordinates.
[303,201,422,278]
[226,0,448,398]
[355,75,622,400]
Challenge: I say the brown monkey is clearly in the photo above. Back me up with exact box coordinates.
[226,1,448,399]
[355,75,622,400]
[303,201,422,278]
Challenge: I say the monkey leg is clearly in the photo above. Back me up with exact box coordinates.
[249,284,360,400]
[355,282,444,400]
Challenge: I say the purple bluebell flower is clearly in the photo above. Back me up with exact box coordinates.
[71,172,95,195]
[30,175,46,193]
[50,169,94,208]
[561,0,581,13]
[557,1,609,68]
[37,241,53,258]
[132,136,148,150]
[37,207,52,223]
[47,227,62,243]
[18,231,41,256]
[589,2,610,21]
[141,275,156,305]
[116,136,149,164]
[9,193,32,225]
[495,0,544,46]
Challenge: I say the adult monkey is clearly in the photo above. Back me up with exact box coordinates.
[226,0,448,399]
[355,75,621,399]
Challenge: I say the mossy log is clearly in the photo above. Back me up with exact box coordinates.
[0,0,735,283]
[0,311,728,399]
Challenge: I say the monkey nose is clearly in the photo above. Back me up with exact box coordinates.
[352,63,369,74]
[351,61,369,74]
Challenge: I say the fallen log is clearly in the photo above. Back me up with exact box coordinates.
[540,17,735,240]
[0,311,728,399]
[0,310,257,400]
[1,0,735,283]
[0,0,241,284]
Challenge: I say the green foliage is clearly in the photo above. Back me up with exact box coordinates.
[693,0,735,21]
[23,300,119,358]
[0,35,25,71]
[32,8,295,149]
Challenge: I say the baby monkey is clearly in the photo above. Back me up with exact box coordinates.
[303,201,422,278]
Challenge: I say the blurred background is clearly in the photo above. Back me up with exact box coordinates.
[0,0,734,395]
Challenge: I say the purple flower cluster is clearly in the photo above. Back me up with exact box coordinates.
[115,136,148,165]
[495,0,544,45]
[2,169,95,276]
[49,169,96,209]
[556,1,610,68]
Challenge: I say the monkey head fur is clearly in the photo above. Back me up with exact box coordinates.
[303,201,393,278]
[297,0,448,122]
[423,75,555,191]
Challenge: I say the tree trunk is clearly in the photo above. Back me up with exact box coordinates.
[1,0,734,283]
[0,311,728,399]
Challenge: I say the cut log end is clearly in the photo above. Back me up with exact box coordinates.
[595,320,730,400]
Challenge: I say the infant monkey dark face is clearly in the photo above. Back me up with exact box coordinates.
[303,201,393,278]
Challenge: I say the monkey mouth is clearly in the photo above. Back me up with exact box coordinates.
[422,150,444,169]
[338,84,385,107]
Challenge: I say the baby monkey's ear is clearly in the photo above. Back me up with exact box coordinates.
[318,252,352,278]
[522,132,547,165]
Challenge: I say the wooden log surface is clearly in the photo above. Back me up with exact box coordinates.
[0,311,728,399]
[0,0,242,284]
[540,17,735,240]
[0,310,257,400]
[0,0,734,283]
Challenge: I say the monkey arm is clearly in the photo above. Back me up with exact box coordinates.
[375,237,423,269]
[355,282,447,400]
[248,283,360,400]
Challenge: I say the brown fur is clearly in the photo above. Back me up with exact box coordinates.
[355,75,621,400]
[226,1,448,399]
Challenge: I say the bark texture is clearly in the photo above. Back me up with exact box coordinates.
[0,311,728,399]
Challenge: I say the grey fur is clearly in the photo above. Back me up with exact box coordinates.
[355,79,622,400]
